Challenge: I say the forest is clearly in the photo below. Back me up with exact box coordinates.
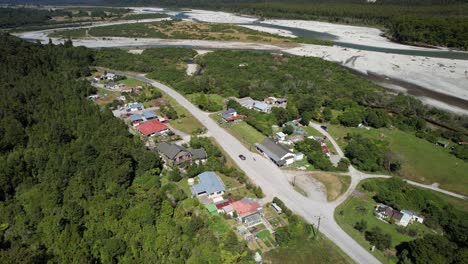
[0,35,252,263]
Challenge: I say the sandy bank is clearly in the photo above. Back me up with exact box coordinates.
[263,19,438,51]
[240,25,297,38]
[184,9,258,24]
[285,44,468,107]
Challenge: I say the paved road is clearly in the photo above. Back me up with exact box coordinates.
[114,70,380,264]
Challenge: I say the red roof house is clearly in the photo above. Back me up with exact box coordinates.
[231,198,261,218]
[136,120,169,136]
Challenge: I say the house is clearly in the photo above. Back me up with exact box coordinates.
[130,114,143,126]
[158,116,169,123]
[375,204,424,227]
[104,73,117,81]
[87,94,99,100]
[437,140,449,148]
[128,102,144,111]
[238,97,255,109]
[253,101,270,113]
[231,198,263,227]
[321,145,331,157]
[264,97,277,105]
[142,110,158,120]
[157,142,192,166]
[156,142,207,166]
[256,137,296,167]
[221,108,245,122]
[93,75,103,82]
[136,119,170,137]
[264,97,287,106]
[289,135,304,144]
[309,135,325,142]
[400,210,424,226]
[215,197,237,214]
[190,148,208,164]
[276,132,287,141]
[105,82,119,89]
[190,171,226,199]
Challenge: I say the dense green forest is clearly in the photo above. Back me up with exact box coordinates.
[0,8,69,29]
[0,35,252,262]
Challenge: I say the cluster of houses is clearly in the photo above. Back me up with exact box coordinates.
[375,204,424,227]
[105,82,143,94]
[189,171,271,230]
[120,102,171,137]
[233,96,288,114]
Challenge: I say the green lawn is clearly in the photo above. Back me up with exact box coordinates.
[227,122,266,150]
[335,182,435,264]
[327,124,468,196]
[118,78,145,86]
[264,236,355,264]
[186,93,225,110]
[160,91,205,134]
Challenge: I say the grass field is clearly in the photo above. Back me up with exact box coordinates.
[160,91,204,134]
[227,122,266,150]
[118,78,145,86]
[94,87,119,106]
[327,124,468,196]
[335,180,439,264]
[310,173,351,201]
[186,93,225,111]
[264,236,354,264]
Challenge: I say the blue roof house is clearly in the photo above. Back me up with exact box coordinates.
[130,114,143,123]
[142,110,158,120]
[190,171,225,199]
[253,101,271,113]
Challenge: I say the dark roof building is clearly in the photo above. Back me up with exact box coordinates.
[256,137,295,166]
[156,142,207,166]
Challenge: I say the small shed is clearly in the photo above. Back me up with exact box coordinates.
[206,204,219,216]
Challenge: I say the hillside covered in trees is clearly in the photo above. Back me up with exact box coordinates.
[0,35,251,263]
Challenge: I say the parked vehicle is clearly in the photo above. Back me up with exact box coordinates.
[239,154,246,160]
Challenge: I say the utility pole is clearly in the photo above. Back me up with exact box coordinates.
[315,215,322,240]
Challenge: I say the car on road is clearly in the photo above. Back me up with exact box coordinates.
[320,125,328,131]
[239,154,246,160]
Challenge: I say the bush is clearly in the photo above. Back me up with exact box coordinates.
[336,158,350,171]
[354,220,367,233]
[365,227,392,250]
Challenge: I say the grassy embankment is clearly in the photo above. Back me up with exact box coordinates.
[327,124,468,196]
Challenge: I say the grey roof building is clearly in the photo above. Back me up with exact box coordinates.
[156,142,207,166]
[256,137,295,166]
[190,171,225,197]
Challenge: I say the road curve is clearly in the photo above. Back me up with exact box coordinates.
[113,70,380,264]
[309,121,467,200]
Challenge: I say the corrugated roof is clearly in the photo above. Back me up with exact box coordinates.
[137,120,168,136]
[142,110,157,119]
[157,142,188,159]
[190,148,207,160]
[190,171,225,196]
[130,114,143,122]
[231,198,261,218]
[256,137,291,163]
